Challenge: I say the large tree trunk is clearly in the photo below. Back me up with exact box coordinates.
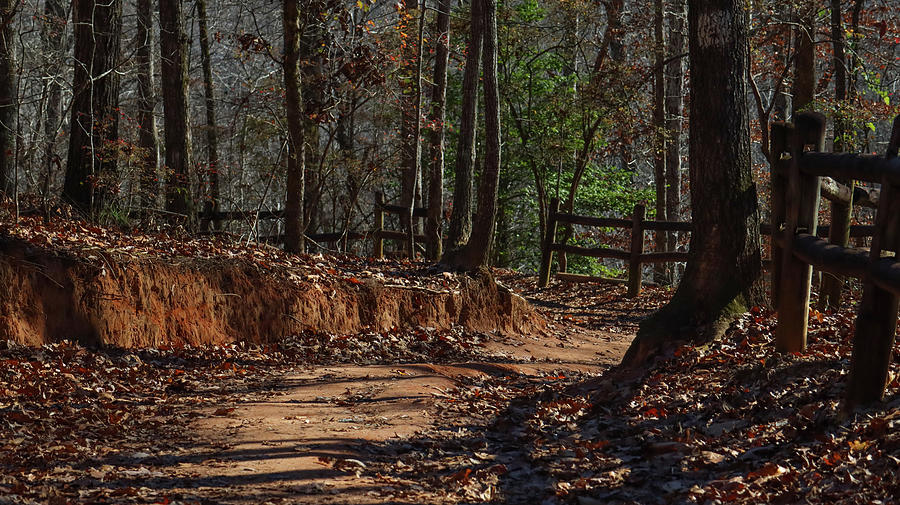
[665,0,686,261]
[0,0,15,197]
[444,0,483,254]
[135,0,159,215]
[425,0,451,261]
[160,0,194,226]
[623,0,764,366]
[63,0,122,216]
[283,0,305,254]
[197,0,220,230]
[446,0,499,271]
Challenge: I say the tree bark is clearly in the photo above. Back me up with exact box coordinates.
[624,0,764,366]
[160,0,194,226]
[425,0,451,261]
[404,0,426,258]
[283,0,305,254]
[652,0,667,283]
[447,0,499,271]
[301,1,325,239]
[40,0,65,211]
[0,0,15,197]
[197,0,220,230]
[444,0,483,254]
[665,0,686,261]
[63,0,122,216]
[135,0,159,214]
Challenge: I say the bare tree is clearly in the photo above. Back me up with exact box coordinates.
[135,0,159,215]
[445,0,500,270]
[665,0,686,265]
[444,0,483,254]
[283,0,305,254]
[63,0,122,216]
[160,0,194,225]
[197,0,221,230]
[0,0,17,197]
[425,0,451,261]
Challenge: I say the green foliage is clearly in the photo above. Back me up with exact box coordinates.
[98,203,133,228]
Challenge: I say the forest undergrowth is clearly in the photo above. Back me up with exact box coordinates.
[0,214,898,504]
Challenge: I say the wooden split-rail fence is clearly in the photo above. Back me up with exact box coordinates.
[135,193,427,256]
[771,112,900,407]
[537,113,898,406]
[536,206,875,298]
[372,192,426,259]
[537,200,691,297]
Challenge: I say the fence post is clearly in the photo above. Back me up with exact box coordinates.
[627,204,645,298]
[538,198,559,288]
[374,192,384,259]
[775,112,825,353]
[818,179,854,310]
[769,122,791,308]
[847,114,900,407]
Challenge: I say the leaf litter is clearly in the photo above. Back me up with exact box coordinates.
[2,213,899,504]
[355,297,900,504]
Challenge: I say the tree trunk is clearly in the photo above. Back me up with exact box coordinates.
[40,0,65,212]
[623,0,764,366]
[447,0,499,271]
[444,0,483,254]
[425,0,451,261]
[0,0,15,197]
[283,0,305,254]
[556,0,623,272]
[819,0,852,310]
[160,0,194,226]
[301,2,325,240]
[652,0,667,283]
[665,0,686,262]
[404,0,426,258]
[197,0,220,230]
[135,0,159,215]
[63,0,122,216]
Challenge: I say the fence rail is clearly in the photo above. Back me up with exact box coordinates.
[771,112,900,408]
[372,192,426,259]
[536,207,878,299]
[538,200,693,297]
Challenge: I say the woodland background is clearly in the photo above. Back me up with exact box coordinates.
[0,0,898,275]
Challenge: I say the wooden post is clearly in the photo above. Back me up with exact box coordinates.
[818,179,854,310]
[374,192,384,259]
[537,198,559,288]
[846,114,900,407]
[627,204,645,298]
[769,122,791,308]
[775,112,825,352]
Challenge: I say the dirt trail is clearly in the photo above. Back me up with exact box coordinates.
[161,278,666,504]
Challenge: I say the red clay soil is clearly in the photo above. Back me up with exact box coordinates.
[0,232,542,348]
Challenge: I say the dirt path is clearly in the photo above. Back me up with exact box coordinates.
[157,279,667,504]
[0,274,671,505]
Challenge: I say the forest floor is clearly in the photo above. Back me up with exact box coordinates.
[2,217,900,504]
